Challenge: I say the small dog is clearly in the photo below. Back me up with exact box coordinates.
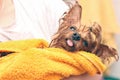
[49,1,119,63]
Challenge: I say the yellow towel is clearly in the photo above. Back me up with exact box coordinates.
[0,39,106,80]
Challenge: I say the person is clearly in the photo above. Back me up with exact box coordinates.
[0,0,118,80]
[0,0,69,42]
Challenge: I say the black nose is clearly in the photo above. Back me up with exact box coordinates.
[72,33,80,41]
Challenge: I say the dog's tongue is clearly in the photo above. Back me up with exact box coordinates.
[67,39,73,47]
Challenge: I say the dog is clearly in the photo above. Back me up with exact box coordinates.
[49,1,119,64]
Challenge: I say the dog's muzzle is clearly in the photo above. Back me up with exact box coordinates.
[72,32,80,41]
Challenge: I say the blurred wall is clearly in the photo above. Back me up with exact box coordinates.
[110,0,120,78]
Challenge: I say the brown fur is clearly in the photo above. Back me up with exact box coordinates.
[49,1,119,63]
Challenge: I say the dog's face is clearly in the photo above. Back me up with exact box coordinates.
[50,25,94,52]
[49,1,119,63]
[51,26,82,52]
[50,25,92,52]
[49,2,100,52]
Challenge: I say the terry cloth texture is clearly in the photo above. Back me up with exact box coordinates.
[0,39,106,80]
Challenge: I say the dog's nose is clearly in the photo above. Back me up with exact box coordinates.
[72,33,80,41]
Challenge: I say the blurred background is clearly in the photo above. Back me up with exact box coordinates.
[109,0,120,79]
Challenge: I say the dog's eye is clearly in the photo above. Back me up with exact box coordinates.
[70,26,76,31]
[83,40,88,47]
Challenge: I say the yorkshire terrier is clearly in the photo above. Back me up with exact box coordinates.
[49,1,119,63]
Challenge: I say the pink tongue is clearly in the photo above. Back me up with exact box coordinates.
[67,39,73,47]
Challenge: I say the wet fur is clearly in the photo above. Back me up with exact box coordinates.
[49,1,119,63]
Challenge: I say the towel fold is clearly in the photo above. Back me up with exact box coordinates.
[0,39,106,80]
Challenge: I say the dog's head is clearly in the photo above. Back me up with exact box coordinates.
[49,1,119,63]
[49,2,101,52]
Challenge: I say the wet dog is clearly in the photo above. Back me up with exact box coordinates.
[49,1,119,63]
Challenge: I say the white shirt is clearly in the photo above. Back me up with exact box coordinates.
[0,0,68,42]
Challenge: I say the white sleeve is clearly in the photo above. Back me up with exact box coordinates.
[13,0,68,42]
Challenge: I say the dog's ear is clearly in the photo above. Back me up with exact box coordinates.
[89,22,102,53]
[96,44,119,64]
[59,1,82,31]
